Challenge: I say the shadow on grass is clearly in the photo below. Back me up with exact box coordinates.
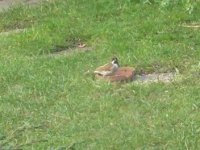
[51,35,92,54]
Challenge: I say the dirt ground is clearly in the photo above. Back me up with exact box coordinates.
[0,0,40,11]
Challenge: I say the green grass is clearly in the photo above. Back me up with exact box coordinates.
[0,0,200,149]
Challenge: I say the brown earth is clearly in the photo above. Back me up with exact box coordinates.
[95,67,135,82]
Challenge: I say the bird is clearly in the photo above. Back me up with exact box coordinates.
[94,57,119,76]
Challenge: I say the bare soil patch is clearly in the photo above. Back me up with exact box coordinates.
[0,0,40,12]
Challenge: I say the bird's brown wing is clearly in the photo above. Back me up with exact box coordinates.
[95,63,112,72]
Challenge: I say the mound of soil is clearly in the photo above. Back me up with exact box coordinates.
[95,67,135,82]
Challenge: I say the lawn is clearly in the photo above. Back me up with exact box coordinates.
[0,0,200,149]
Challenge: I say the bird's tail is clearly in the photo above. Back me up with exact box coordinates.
[94,70,102,75]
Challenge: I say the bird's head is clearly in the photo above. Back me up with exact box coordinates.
[111,57,119,66]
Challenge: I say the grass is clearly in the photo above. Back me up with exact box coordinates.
[0,0,200,149]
